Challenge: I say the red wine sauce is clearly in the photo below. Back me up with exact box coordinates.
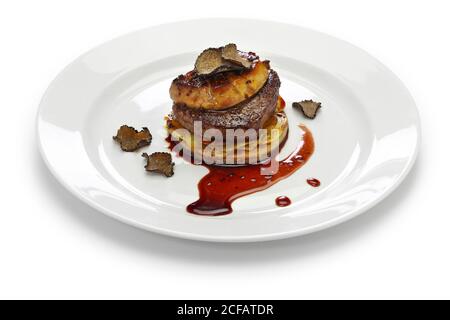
[275,196,292,207]
[167,125,314,216]
[306,178,321,187]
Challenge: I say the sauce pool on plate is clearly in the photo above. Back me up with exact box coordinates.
[169,125,315,216]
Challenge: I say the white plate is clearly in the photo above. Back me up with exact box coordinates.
[37,19,420,242]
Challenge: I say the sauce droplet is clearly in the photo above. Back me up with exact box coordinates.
[275,196,291,207]
[307,178,321,187]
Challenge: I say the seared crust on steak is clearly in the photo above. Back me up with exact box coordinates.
[172,70,281,134]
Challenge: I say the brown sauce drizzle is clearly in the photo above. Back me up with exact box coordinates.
[168,125,315,216]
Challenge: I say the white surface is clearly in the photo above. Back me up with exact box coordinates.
[0,0,448,299]
[37,19,419,242]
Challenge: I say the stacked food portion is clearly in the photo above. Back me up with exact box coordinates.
[167,44,288,165]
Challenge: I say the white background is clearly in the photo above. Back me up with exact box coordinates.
[0,0,448,300]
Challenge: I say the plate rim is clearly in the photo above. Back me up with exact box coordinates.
[36,18,421,242]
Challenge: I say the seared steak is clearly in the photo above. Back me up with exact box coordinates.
[172,70,280,134]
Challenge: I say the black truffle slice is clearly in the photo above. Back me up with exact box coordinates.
[194,44,252,76]
[222,43,252,69]
[211,63,243,74]
[194,48,225,75]
[113,125,152,151]
[142,152,174,177]
[293,100,322,119]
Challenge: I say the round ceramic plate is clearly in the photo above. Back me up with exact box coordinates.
[37,19,420,242]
